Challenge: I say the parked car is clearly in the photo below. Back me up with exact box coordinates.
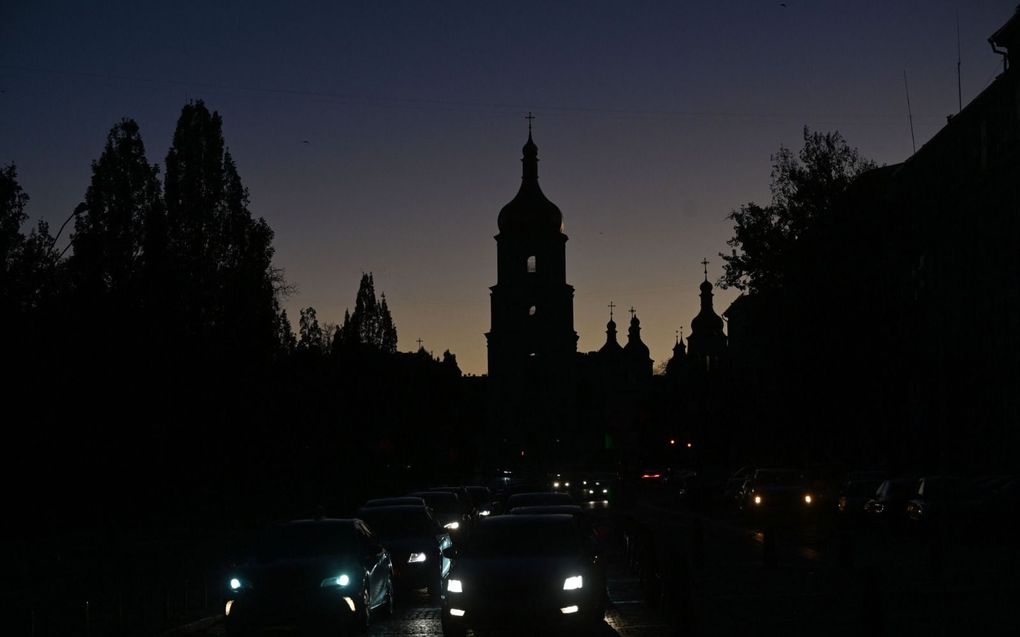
[864,477,919,526]
[837,470,887,517]
[356,505,452,597]
[905,475,991,535]
[724,466,755,504]
[224,518,393,635]
[440,514,607,636]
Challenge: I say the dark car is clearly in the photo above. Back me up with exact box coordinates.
[440,515,607,636]
[362,496,427,509]
[837,470,887,517]
[464,485,495,517]
[724,466,755,504]
[575,472,617,502]
[905,475,988,534]
[741,468,816,515]
[429,486,478,520]
[510,504,586,517]
[224,519,393,635]
[408,491,470,535]
[864,477,919,526]
[506,491,575,510]
[356,505,452,596]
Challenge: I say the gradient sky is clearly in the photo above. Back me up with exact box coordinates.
[2,1,1015,374]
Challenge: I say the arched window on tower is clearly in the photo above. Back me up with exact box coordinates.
[527,255,536,273]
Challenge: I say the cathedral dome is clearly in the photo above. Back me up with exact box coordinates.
[691,306,724,334]
[498,133,564,236]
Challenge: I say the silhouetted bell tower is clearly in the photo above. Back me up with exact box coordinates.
[486,117,578,467]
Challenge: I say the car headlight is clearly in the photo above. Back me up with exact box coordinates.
[444,521,460,530]
[563,575,583,591]
[479,509,491,516]
[448,579,463,593]
[320,574,351,588]
[408,552,428,563]
[553,481,560,488]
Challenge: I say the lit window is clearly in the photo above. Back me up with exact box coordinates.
[527,256,536,273]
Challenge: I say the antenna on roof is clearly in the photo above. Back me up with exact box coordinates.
[956,9,963,113]
[903,70,916,154]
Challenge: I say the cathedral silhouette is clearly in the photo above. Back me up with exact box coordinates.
[484,121,728,470]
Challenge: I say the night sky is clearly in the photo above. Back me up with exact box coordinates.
[2,1,1014,374]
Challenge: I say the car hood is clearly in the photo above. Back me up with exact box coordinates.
[755,485,808,495]
[237,556,361,591]
[450,555,587,595]
[379,536,438,555]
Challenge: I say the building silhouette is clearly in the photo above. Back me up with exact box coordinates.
[485,122,578,467]
[686,261,728,373]
[482,123,730,470]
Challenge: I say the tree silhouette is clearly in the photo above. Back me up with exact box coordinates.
[720,127,876,293]
[339,272,398,352]
[298,306,326,354]
[70,119,163,310]
[0,163,58,315]
[163,100,285,360]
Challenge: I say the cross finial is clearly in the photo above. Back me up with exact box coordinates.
[416,337,424,349]
[629,306,636,320]
[525,112,535,135]
[701,257,709,280]
[675,329,679,344]
[608,301,616,321]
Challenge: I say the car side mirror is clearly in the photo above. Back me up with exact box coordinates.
[441,546,458,560]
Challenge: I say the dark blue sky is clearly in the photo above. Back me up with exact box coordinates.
[2,1,1015,373]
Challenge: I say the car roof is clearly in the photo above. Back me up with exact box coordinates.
[479,513,576,528]
[364,496,426,506]
[357,505,430,515]
[409,490,458,500]
[281,518,356,526]
[510,505,584,515]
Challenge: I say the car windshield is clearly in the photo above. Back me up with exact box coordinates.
[468,517,580,557]
[411,492,460,514]
[254,523,358,561]
[359,510,437,538]
[756,470,804,485]
[508,492,573,507]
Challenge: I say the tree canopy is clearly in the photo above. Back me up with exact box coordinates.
[720,127,876,294]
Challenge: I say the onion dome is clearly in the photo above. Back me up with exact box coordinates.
[497,132,564,235]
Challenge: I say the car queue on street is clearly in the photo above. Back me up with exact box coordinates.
[222,472,613,636]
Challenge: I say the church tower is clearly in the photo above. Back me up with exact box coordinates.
[486,118,578,464]
[687,259,727,372]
